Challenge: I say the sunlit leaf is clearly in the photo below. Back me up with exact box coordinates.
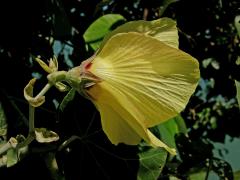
[83,14,126,50]
[137,147,167,180]
[35,128,59,143]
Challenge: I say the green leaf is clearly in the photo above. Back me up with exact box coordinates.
[35,128,59,143]
[59,88,76,111]
[7,148,18,167]
[153,115,187,149]
[235,80,240,108]
[174,115,188,134]
[138,147,167,180]
[83,14,126,51]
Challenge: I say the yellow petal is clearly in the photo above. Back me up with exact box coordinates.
[88,82,176,154]
[147,129,176,155]
[89,82,147,145]
[90,32,200,128]
[100,17,178,50]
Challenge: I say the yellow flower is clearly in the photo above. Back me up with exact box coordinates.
[78,18,200,155]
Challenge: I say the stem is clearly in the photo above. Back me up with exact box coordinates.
[29,105,35,132]
[205,158,212,180]
[58,135,82,151]
[17,133,35,149]
[35,83,52,100]
[47,71,68,84]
